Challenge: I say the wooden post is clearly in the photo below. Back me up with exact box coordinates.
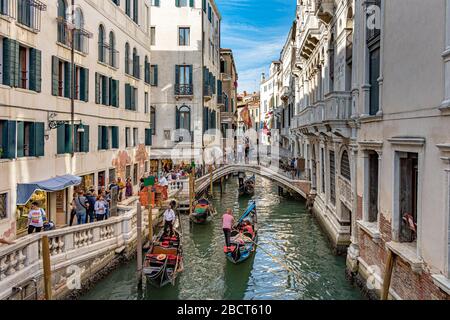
[148,188,153,242]
[136,202,143,286]
[220,177,223,195]
[381,249,396,300]
[209,166,213,198]
[41,236,52,300]
[189,172,194,217]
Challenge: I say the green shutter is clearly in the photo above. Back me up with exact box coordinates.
[80,68,89,102]
[6,121,17,159]
[98,126,103,150]
[189,65,193,86]
[110,78,115,106]
[190,0,194,7]
[16,121,24,158]
[28,122,36,156]
[175,65,180,87]
[175,0,180,7]
[3,38,18,87]
[64,124,73,153]
[115,80,120,107]
[29,48,42,92]
[154,65,158,86]
[125,83,131,109]
[34,122,45,157]
[101,75,108,105]
[111,126,119,149]
[203,0,206,12]
[12,40,19,88]
[102,126,109,149]
[52,56,59,96]
[83,125,89,152]
[95,73,100,104]
[64,62,72,98]
[176,107,180,129]
[57,124,65,154]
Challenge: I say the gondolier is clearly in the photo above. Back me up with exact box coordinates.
[163,202,176,237]
[222,208,235,251]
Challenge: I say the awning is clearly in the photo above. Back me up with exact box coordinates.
[17,175,81,205]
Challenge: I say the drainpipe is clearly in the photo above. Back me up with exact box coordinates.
[70,0,75,159]
[201,4,205,173]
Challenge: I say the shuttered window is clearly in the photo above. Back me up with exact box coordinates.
[96,73,118,107]
[57,124,74,154]
[52,56,87,101]
[125,84,137,111]
[150,65,158,86]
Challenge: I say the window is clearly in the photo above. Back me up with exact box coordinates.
[329,150,336,205]
[109,32,117,68]
[176,0,194,7]
[144,92,149,113]
[175,65,193,95]
[98,25,106,63]
[95,73,119,107]
[132,47,140,79]
[125,0,131,17]
[17,0,46,32]
[132,0,138,24]
[150,106,156,135]
[150,65,158,86]
[208,4,211,22]
[133,128,138,147]
[179,27,190,46]
[341,150,351,181]
[14,121,45,158]
[97,125,116,151]
[73,7,86,53]
[2,39,41,92]
[57,123,89,154]
[176,105,191,131]
[0,0,12,17]
[369,46,380,115]
[0,192,7,220]
[150,27,156,45]
[125,84,138,111]
[144,56,150,84]
[151,0,160,6]
[367,151,379,223]
[109,168,116,183]
[125,127,131,147]
[52,56,88,101]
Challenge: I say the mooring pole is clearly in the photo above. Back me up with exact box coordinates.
[42,236,52,300]
[209,165,213,198]
[136,202,143,287]
[148,188,153,242]
[381,249,396,300]
[189,171,194,217]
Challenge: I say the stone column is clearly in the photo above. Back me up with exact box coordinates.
[376,0,385,116]
[441,0,450,109]
[446,164,450,278]
[360,0,371,116]
[348,145,360,268]
[376,150,383,230]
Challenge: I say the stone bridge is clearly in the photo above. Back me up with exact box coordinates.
[195,164,312,200]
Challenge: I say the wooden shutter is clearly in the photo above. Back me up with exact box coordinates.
[80,68,89,102]
[189,65,193,86]
[29,48,42,92]
[64,62,72,98]
[3,38,18,87]
[102,126,109,149]
[95,73,100,104]
[34,122,45,157]
[83,125,90,152]
[64,124,73,154]
[6,121,17,159]
[176,107,180,129]
[98,126,103,150]
[175,0,180,7]
[125,83,131,109]
[190,0,194,7]
[52,56,59,96]
[16,121,24,158]
[57,124,65,154]
[111,126,119,148]
[154,65,158,86]
[115,80,120,107]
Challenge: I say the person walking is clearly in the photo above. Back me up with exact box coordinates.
[163,202,176,237]
[86,188,97,223]
[69,192,77,226]
[72,190,89,225]
[117,177,125,202]
[27,201,47,234]
[222,208,235,251]
[94,195,107,221]
[125,177,133,199]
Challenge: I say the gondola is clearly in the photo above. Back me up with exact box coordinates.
[190,198,216,224]
[143,217,183,288]
[225,201,258,264]
[239,175,256,196]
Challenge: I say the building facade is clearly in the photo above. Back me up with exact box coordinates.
[148,0,222,170]
[0,0,153,240]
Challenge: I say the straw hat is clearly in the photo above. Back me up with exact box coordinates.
[157,254,167,261]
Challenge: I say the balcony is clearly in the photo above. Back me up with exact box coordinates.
[57,17,92,54]
[175,84,193,96]
[217,94,224,105]
[203,85,212,100]
[314,0,334,24]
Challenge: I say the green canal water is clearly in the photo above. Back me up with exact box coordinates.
[81,177,364,300]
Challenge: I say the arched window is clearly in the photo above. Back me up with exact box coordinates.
[132,48,139,78]
[109,31,116,67]
[341,150,351,181]
[125,42,130,74]
[176,105,191,131]
[74,8,84,52]
[57,0,67,44]
[98,25,105,62]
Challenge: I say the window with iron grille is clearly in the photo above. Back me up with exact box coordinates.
[0,192,7,220]
[17,0,47,32]
[341,150,351,181]
[329,150,336,205]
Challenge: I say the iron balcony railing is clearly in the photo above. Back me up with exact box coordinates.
[57,17,92,54]
[175,84,193,96]
[17,0,46,32]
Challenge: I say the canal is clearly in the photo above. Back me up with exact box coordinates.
[81,177,364,300]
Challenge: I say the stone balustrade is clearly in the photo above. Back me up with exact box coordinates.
[0,199,149,300]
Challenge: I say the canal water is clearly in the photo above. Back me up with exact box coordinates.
[81,177,363,300]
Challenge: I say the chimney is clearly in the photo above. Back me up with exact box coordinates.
[244,91,247,96]
[261,72,266,82]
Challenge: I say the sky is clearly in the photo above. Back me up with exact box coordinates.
[216,0,297,94]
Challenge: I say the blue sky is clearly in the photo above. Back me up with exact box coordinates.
[216,0,297,94]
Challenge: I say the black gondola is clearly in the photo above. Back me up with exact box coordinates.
[239,175,255,196]
[143,217,183,288]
